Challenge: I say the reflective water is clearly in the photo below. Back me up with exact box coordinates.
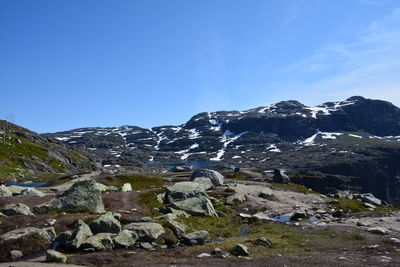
[6,182,47,188]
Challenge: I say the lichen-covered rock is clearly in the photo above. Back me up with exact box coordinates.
[0,227,56,243]
[0,185,12,197]
[33,179,105,214]
[190,169,224,186]
[181,230,209,246]
[124,222,165,242]
[67,220,93,249]
[8,250,23,261]
[121,183,132,192]
[231,244,250,256]
[20,188,46,197]
[7,185,25,195]
[169,196,218,217]
[54,231,73,248]
[258,187,274,198]
[2,203,34,216]
[95,182,108,192]
[81,233,114,251]
[165,182,207,203]
[192,177,214,190]
[113,230,138,248]
[273,169,290,184]
[46,249,67,263]
[157,214,187,236]
[89,212,121,234]
[225,193,246,205]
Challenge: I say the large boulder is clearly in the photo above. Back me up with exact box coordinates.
[33,179,105,214]
[272,169,290,184]
[0,227,56,243]
[165,182,207,203]
[181,230,209,246]
[2,203,34,216]
[124,222,165,242]
[67,220,93,249]
[231,244,250,256]
[81,233,114,251]
[113,230,138,248]
[355,193,382,206]
[89,212,121,234]
[121,183,132,192]
[0,185,12,197]
[225,193,246,205]
[8,250,23,261]
[46,249,67,263]
[192,177,214,190]
[157,213,187,236]
[20,188,46,197]
[7,185,25,195]
[190,169,224,186]
[168,196,218,217]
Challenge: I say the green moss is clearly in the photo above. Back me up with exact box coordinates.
[330,199,368,213]
[136,189,164,216]
[273,183,318,194]
[100,175,165,190]
[48,159,66,172]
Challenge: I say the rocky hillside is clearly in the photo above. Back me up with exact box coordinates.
[0,121,98,182]
[45,96,400,205]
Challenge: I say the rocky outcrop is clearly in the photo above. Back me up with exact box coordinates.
[0,227,56,242]
[164,182,207,203]
[225,193,246,205]
[113,230,138,248]
[81,233,114,251]
[273,169,290,184]
[46,249,67,263]
[124,222,165,242]
[89,212,121,234]
[168,196,218,217]
[0,185,12,197]
[121,183,132,192]
[190,169,224,186]
[231,244,250,256]
[2,203,34,216]
[66,220,93,249]
[181,230,209,246]
[33,179,105,214]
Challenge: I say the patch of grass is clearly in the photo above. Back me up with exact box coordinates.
[273,183,318,194]
[136,189,164,217]
[100,175,165,190]
[228,172,251,180]
[48,159,66,172]
[330,199,368,213]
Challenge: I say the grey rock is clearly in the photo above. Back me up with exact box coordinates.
[124,222,165,242]
[33,179,105,214]
[364,203,376,210]
[46,249,67,263]
[367,227,389,235]
[192,177,214,190]
[81,233,114,251]
[334,190,354,199]
[170,165,193,172]
[67,220,93,249]
[140,242,154,250]
[231,244,250,256]
[181,230,209,246]
[55,231,73,248]
[169,196,218,217]
[0,185,12,197]
[135,217,155,223]
[121,183,132,192]
[95,182,108,192]
[225,193,246,205]
[156,193,165,203]
[197,253,211,258]
[258,187,274,198]
[157,213,187,235]
[89,212,122,234]
[8,250,23,261]
[290,212,307,221]
[211,247,224,256]
[255,237,272,247]
[272,169,290,184]
[159,207,191,218]
[0,211,6,217]
[165,182,207,203]
[0,227,56,243]
[2,203,34,216]
[20,188,46,197]
[7,185,25,195]
[113,230,138,248]
[356,193,382,206]
[107,186,119,192]
[190,169,224,186]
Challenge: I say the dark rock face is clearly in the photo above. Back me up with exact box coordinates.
[45,96,400,206]
[273,169,290,184]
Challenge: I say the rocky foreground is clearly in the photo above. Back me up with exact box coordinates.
[0,168,400,266]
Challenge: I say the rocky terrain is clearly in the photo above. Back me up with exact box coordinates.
[44,96,400,206]
[0,121,99,183]
[0,169,399,266]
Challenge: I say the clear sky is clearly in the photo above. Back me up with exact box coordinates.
[1,0,400,133]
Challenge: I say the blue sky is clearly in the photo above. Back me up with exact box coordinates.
[1,0,400,133]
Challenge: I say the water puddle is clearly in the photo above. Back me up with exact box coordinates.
[6,182,47,188]
[239,225,251,237]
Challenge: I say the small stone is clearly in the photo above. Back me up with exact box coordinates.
[8,250,23,261]
[121,183,132,192]
[332,210,344,218]
[211,247,224,256]
[231,244,249,256]
[197,253,211,258]
[367,227,389,235]
[255,237,272,247]
[46,249,67,263]
[2,203,34,216]
[140,242,154,250]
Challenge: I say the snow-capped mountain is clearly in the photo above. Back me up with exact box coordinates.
[44,96,400,165]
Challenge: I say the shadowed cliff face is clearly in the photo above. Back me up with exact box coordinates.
[44,96,400,205]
